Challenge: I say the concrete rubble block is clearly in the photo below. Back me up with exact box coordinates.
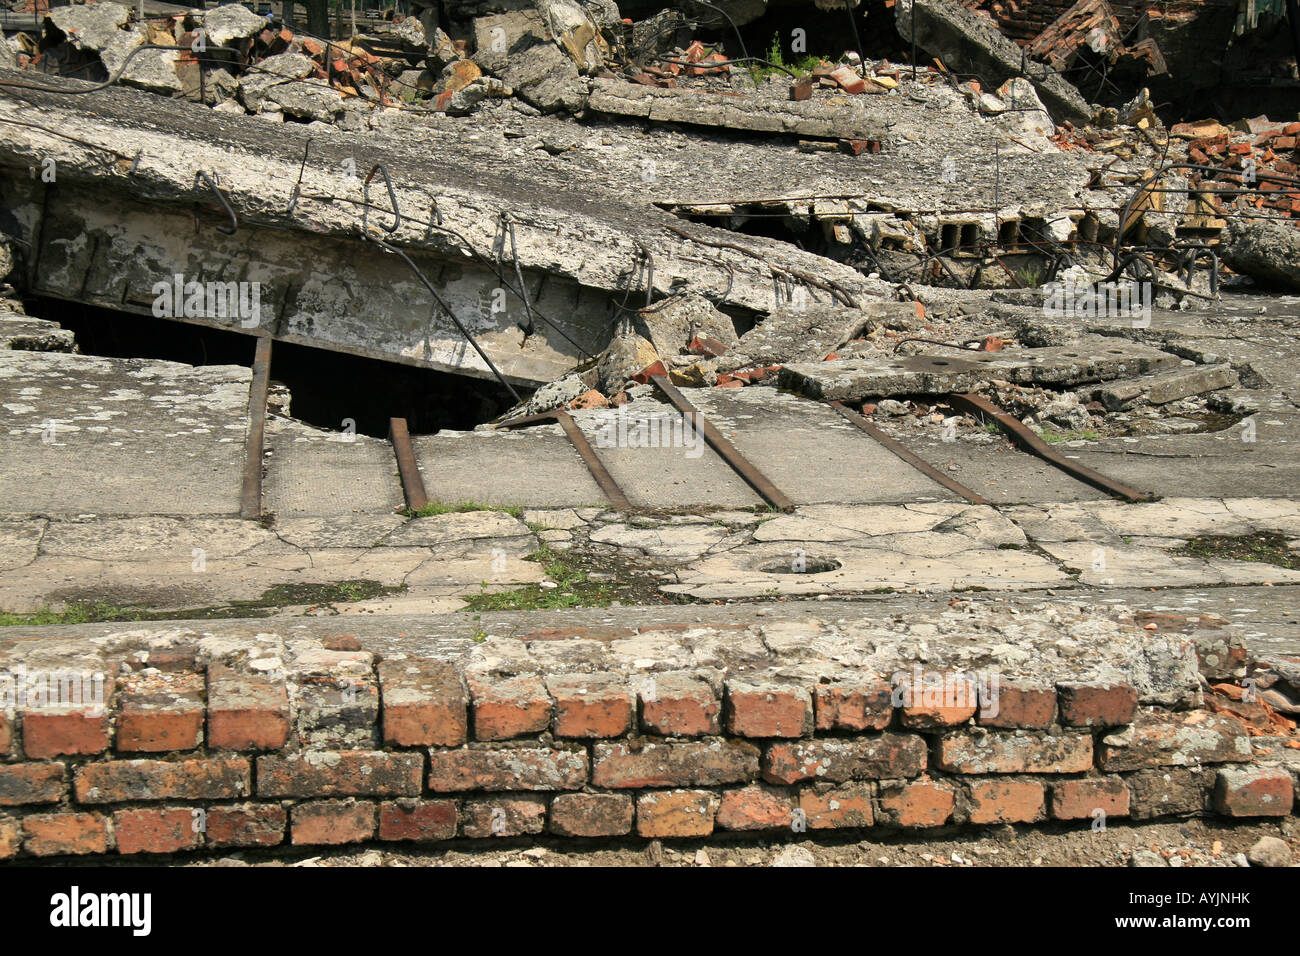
[100,25,184,94]
[202,3,270,47]
[264,79,345,122]
[715,303,884,373]
[1087,363,1238,411]
[780,337,1181,400]
[1222,217,1300,292]
[0,314,76,352]
[597,331,660,392]
[48,1,132,51]
[635,293,738,357]
[472,10,585,113]
[895,0,1091,123]
[238,51,316,110]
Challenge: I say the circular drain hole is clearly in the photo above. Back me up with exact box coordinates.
[759,557,843,574]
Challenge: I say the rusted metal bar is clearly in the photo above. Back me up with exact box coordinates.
[827,400,991,506]
[388,416,428,512]
[946,393,1153,502]
[239,335,272,520]
[651,375,795,512]
[553,410,633,512]
[497,409,632,511]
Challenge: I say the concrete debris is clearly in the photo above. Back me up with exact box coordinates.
[1085,364,1239,411]
[1223,217,1300,292]
[202,3,271,48]
[47,1,131,52]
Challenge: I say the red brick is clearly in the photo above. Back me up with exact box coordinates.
[0,713,11,757]
[966,779,1045,824]
[22,812,110,856]
[1056,681,1138,727]
[636,789,717,838]
[207,665,290,751]
[378,800,458,841]
[116,670,204,753]
[592,739,758,788]
[880,778,956,827]
[976,681,1056,729]
[1214,766,1294,817]
[257,751,422,798]
[547,674,633,738]
[1050,777,1130,820]
[934,729,1094,774]
[640,673,720,736]
[897,672,979,729]
[798,783,875,829]
[462,795,546,837]
[830,65,866,94]
[75,757,249,803]
[0,762,64,805]
[725,680,813,738]
[716,785,795,830]
[549,793,634,837]
[204,804,286,847]
[0,815,18,859]
[291,800,376,845]
[468,675,551,740]
[763,734,926,785]
[814,679,893,731]
[21,708,109,758]
[1100,711,1251,771]
[114,807,202,854]
[378,659,467,746]
[427,746,587,792]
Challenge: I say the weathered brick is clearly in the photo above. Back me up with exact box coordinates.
[21,708,109,758]
[22,812,110,856]
[116,670,204,753]
[966,779,1046,824]
[798,783,875,829]
[1057,681,1138,728]
[427,746,587,792]
[549,792,634,837]
[640,673,720,736]
[469,675,551,740]
[763,734,926,785]
[716,785,794,830]
[75,758,249,803]
[0,815,19,859]
[0,713,12,758]
[378,799,458,841]
[1098,711,1251,771]
[114,807,201,854]
[897,672,979,729]
[592,739,759,788]
[1214,766,1295,817]
[291,800,376,845]
[0,762,64,805]
[207,664,290,751]
[879,778,956,827]
[291,650,378,749]
[462,795,546,838]
[1050,777,1130,820]
[725,680,813,738]
[636,789,717,838]
[934,729,1094,774]
[379,658,467,747]
[1125,767,1214,819]
[257,751,423,798]
[976,681,1056,729]
[814,679,893,732]
[204,804,286,847]
[547,674,634,738]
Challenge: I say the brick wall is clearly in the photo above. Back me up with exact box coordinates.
[0,653,1294,858]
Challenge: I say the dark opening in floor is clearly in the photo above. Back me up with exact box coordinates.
[25,298,521,438]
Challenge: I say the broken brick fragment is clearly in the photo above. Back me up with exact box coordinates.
[830,65,866,94]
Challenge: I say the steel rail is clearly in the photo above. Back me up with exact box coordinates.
[239,335,272,520]
[388,416,428,512]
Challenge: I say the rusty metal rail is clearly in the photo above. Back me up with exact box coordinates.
[239,335,272,520]
[388,417,428,512]
[650,375,795,512]
[946,393,1153,502]
[498,410,632,511]
[827,400,991,506]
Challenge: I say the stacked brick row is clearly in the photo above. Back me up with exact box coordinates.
[1175,120,1300,222]
[0,655,1294,858]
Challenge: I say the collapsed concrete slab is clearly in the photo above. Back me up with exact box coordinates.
[1085,363,1238,411]
[1222,217,1300,293]
[779,337,1181,400]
